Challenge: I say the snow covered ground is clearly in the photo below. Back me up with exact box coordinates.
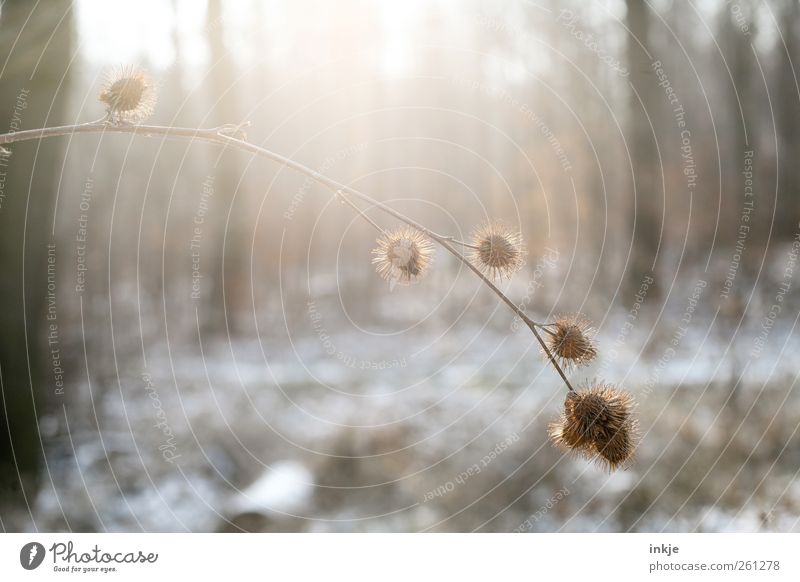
[18,289,800,532]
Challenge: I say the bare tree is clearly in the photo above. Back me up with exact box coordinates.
[0,0,73,516]
[625,0,661,297]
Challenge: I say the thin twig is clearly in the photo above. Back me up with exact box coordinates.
[0,120,573,391]
[334,190,387,236]
[529,323,574,392]
[439,235,480,250]
[540,326,557,337]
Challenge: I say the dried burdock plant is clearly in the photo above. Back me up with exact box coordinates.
[99,66,156,124]
[542,314,597,370]
[469,220,525,280]
[372,226,435,286]
[0,67,640,473]
[548,382,638,471]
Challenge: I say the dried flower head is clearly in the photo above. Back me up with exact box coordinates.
[469,220,525,279]
[99,67,156,124]
[594,420,637,471]
[544,315,597,369]
[548,382,637,471]
[372,226,434,286]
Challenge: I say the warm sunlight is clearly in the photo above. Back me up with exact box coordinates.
[2,0,799,577]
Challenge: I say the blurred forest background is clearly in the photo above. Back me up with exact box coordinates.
[1,0,800,532]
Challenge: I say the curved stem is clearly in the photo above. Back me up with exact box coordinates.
[436,235,480,250]
[529,323,574,392]
[0,120,572,391]
[334,190,387,236]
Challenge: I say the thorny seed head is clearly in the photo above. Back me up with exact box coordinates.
[99,67,156,124]
[548,382,638,471]
[594,420,637,471]
[545,315,597,369]
[469,221,525,280]
[371,226,434,285]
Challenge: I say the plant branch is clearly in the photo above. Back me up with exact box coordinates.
[529,323,574,392]
[333,190,387,236]
[0,119,573,391]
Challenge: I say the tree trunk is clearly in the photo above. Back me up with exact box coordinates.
[625,0,661,298]
[0,0,74,524]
